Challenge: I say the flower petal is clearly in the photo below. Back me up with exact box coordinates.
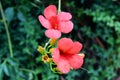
[52,48,60,63]
[58,12,72,20]
[57,56,70,73]
[44,5,57,19]
[67,54,84,69]
[38,15,52,29]
[67,42,82,54]
[45,29,61,39]
[59,21,73,33]
[58,38,73,52]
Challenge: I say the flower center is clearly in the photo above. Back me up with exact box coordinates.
[49,16,58,29]
[59,49,66,55]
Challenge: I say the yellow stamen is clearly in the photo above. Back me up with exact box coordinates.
[79,53,85,58]
[70,67,73,70]
[54,24,58,29]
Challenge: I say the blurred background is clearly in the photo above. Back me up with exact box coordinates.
[0,0,120,80]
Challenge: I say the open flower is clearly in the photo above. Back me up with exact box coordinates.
[38,5,73,39]
[52,38,84,73]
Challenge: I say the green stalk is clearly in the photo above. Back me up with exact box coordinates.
[58,0,61,13]
[44,39,51,49]
[0,2,13,58]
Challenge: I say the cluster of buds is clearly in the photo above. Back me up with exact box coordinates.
[37,5,85,74]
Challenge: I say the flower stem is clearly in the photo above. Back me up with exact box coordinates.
[44,39,51,49]
[0,2,13,58]
[58,0,61,13]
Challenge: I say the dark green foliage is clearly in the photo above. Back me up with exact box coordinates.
[0,0,120,80]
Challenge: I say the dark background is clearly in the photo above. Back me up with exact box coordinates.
[0,0,120,80]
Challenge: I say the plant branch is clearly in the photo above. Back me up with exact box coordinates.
[0,1,13,58]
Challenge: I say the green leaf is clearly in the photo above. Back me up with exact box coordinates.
[17,11,26,22]
[35,67,42,74]
[0,65,3,79]
[3,64,10,76]
[7,58,19,66]
[5,7,14,23]
[28,73,33,80]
